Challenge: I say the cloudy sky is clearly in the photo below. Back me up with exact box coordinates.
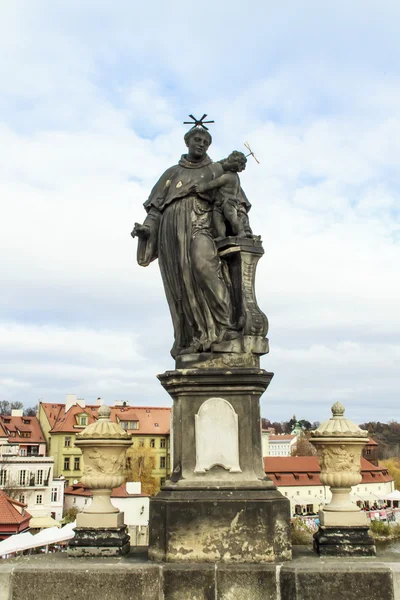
[1,1,400,424]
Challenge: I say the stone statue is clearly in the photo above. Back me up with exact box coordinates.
[132,122,268,361]
[191,150,253,241]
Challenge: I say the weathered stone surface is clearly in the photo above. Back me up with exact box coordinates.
[149,489,291,563]
[10,556,160,600]
[313,525,376,557]
[280,561,394,600]
[67,525,130,557]
[0,552,399,600]
[216,564,277,600]
[163,564,215,600]
[158,368,275,488]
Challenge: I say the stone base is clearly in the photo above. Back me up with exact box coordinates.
[67,525,130,557]
[0,549,398,600]
[320,509,368,527]
[313,525,376,557]
[148,488,291,563]
[76,510,124,528]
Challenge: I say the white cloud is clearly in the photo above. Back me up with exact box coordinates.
[1,1,399,423]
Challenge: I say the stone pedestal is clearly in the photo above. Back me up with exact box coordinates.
[67,404,132,557]
[148,368,291,563]
[313,526,376,557]
[310,402,376,557]
[68,525,130,557]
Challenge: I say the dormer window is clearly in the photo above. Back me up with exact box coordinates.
[76,413,88,427]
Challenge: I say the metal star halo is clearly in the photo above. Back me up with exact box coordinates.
[183,114,215,131]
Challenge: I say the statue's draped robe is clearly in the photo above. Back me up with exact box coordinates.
[138,154,243,357]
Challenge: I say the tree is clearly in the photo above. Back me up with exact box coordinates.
[63,507,79,524]
[380,458,400,490]
[0,401,24,415]
[24,405,38,417]
[291,434,317,457]
[125,444,159,496]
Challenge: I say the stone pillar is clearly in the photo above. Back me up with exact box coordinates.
[67,404,132,557]
[148,368,291,563]
[310,402,376,557]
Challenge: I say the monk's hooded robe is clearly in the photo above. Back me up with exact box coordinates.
[137,153,250,358]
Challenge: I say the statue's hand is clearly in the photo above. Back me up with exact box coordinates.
[191,183,206,194]
[131,223,150,239]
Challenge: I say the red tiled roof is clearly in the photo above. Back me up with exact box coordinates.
[40,402,171,435]
[269,435,296,441]
[264,456,393,487]
[0,491,31,525]
[366,438,378,447]
[0,415,45,444]
[64,483,148,498]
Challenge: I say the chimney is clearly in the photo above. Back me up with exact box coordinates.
[65,394,78,412]
[126,482,141,495]
[96,397,104,406]
[11,409,23,417]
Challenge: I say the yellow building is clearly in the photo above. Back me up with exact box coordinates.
[38,396,171,488]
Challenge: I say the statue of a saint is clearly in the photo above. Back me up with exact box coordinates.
[132,126,251,358]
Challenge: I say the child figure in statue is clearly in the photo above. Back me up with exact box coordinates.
[192,151,252,241]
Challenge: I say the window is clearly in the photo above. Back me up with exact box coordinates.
[150,439,155,448]
[0,470,7,486]
[296,491,300,496]
[36,494,43,504]
[160,477,166,486]
[284,492,288,496]
[36,470,44,485]
[139,439,144,447]
[308,490,311,495]
[78,416,88,426]
[74,457,80,471]
[20,448,27,457]
[19,470,27,486]
[160,439,166,449]
[65,437,71,447]
[20,432,31,438]
[120,420,139,430]
[365,449,371,455]
[51,488,58,502]
[64,457,70,471]
[18,494,25,504]
[160,456,166,469]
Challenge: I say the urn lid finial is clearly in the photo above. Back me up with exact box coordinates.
[76,404,131,440]
[310,402,368,439]
[331,401,345,417]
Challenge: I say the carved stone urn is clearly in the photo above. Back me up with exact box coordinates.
[310,402,375,556]
[75,404,132,522]
[68,404,132,556]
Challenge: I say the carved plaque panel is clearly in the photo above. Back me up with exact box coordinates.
[194,397,241,473]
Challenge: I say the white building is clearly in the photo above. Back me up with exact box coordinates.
[264,456,395,516]
[0,411,65,527]
[64,481,149,527]
[267,434,297,456]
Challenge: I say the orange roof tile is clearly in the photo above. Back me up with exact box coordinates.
[0,491,31,525]
[64,483,148,498]
[269,435,296,441]
[264,456,393,487]
[40,402,171,435]
[0,415,45,445]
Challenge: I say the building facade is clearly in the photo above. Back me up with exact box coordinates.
[264,456,395,516]
[0,411,64,525]
[38,396,171,488]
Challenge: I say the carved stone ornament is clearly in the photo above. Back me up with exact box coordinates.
[74,404,132,517]
[310,402,369,522]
